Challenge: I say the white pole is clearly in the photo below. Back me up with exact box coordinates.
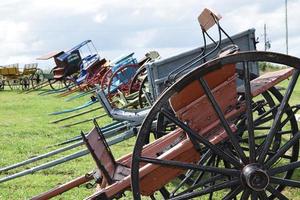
[285,0,288,54]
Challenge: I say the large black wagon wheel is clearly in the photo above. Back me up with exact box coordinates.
[30,68,44,88]
[131,51,300,199]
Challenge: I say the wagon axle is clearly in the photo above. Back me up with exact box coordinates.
[242,164,269,192]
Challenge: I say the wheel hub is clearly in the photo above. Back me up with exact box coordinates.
[242,164,269,191]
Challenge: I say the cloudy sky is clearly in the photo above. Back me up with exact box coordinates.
[0,0,299,69]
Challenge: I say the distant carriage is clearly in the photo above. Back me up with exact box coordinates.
[0,63,43,90]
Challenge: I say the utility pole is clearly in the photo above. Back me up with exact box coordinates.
[263,24,271,51]
[264,24,267,51]
[285,0,288,54]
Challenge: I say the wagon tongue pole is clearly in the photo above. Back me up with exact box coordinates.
[50,106,103,124]
[60,113,107,128]
[25,80,53,94]
[64,89,95,102]
[49,98,98,115]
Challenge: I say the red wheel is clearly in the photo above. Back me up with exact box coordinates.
[106,64,140,100]
[100,68,112,91]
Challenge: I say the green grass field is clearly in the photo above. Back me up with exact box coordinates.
[0,78,300,199]
[0,88,136,199]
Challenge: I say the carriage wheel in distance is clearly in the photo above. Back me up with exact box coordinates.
[31,68,45,88]
[106,64,140,102]
[20,77,30,90]
[48,69,68,91]
[131,51,300,199]
[100,68,112,92]
[7,79,21,90]
[0,79,4,90]
[128,65,152,108]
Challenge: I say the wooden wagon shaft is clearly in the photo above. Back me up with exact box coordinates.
[86,66,294,200]
[31,174,94,200]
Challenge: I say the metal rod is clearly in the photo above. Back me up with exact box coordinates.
[60,113,107,128]
[50,106,102,124]
[0,141,84,173]
[65,90,95,102]
[0,150,89,184]
[49,99,97,115]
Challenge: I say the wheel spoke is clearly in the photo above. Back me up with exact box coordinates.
[268,161,300,175]
[173,174,225,197]
[139,156,240,177]
[266,185,289,200]
[240,188,251,200]
[253,105,278,126]
[243,62,256,163]
[171,150,213,195]
[241,146,293,160]
[254,126,271,130]
[251,191,258,200]
[198,77,247,164]
[160,108,242,168]
[222,185,243,200]
[170,178,239,200]
[258,69,300,164]
[270,176,300,188]
[254,115,274,127]
[264,131,300,168]
[257,191,268,200]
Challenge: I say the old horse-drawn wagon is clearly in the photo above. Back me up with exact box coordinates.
[32,40,101,92]
[0,63,43,90]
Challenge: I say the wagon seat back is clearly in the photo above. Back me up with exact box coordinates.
[22,63,38,76]
[0,63,20,77]
[53,50,82,80]
[81,121,130,188]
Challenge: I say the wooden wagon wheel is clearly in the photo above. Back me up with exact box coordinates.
[131,51,300,199]
[30,68,45,88]
[7,78,21,90]
[128,65,152,108]
[106,64,140,102]
[100,68,112,92]
[20,77,30,90]
[48,69,70,91]
[128,65,147,94]
[0,78,4,90]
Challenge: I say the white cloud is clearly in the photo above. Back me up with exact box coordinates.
[0,0,299,67]
[123,29,158,48]
[93,13,107,24]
